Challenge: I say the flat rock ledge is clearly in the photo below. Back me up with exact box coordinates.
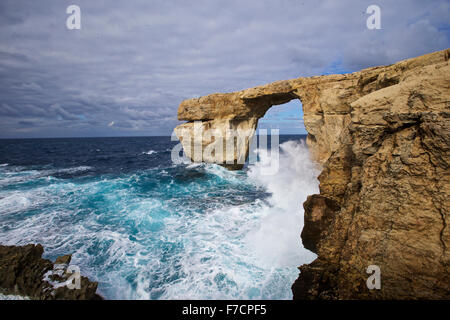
[0,244,102,300]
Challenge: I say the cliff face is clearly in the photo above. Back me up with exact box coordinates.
[294,49,450,299]
[175,48,450,299]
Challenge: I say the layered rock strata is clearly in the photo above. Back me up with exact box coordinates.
[175,48,450,299]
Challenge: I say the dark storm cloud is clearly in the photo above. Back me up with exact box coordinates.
[0,0,448,137]
[17,120,34,127]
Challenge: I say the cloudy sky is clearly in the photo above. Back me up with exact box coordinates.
[0,0,449,138]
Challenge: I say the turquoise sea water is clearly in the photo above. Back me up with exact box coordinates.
[0,136,318,299]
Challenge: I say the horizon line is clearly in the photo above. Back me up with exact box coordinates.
[0,133,308,140]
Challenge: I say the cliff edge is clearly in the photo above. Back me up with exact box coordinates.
[175,48,450,299]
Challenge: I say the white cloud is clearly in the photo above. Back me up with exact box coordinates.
[0,0,448,137]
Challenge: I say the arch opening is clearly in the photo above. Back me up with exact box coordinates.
[256,98,306,136]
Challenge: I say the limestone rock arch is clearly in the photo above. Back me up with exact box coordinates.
[173,49,450,299]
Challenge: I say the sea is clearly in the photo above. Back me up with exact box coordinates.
[0,135,319,299]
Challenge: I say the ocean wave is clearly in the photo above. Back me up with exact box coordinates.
[51,166,93,174]
[0,169,44,187]
[0,166,93,186]
[0,138,319,300]
[0,193,33,213]
[154,140,319,299]
[245,140,319,269]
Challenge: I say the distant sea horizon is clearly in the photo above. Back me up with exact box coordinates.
[0,133,307,140]
[0,135,317,299]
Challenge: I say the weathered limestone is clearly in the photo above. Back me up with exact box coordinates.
[294,52,450,299]
[174,118,258,170]
[175,49,449,168]
[175,48,450,299]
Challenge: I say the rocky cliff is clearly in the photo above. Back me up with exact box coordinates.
[175,48,450,299]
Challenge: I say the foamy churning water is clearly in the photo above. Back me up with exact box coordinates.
[0,139,319,299]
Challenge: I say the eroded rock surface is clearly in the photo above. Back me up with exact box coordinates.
[0,244,102,300]
[175,48,450,299]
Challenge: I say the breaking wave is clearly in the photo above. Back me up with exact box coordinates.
[0,137,318,299]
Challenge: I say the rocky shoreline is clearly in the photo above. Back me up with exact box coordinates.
[174,48,450,299]
[291,49,449,299]
[0,244,102,300]
[1,49,448,300]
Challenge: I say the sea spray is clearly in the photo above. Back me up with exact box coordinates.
[0,136,318,299]
[152,140,319,299]
[245,140,319,268]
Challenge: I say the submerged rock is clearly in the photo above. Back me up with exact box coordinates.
[0,244,102,300]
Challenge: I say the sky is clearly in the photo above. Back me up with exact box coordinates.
[0,0,449,138]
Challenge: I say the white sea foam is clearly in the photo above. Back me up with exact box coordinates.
[245,140,320,267]
[52,166,92,174]
[185,162,203,169]
[0,166,92,187]
[40,166,93,177]
[201,163,242,183]
[143,150,157,155]
[43,264,71,290]
[154,139,319,299]
[0,139,320,300]
[0,193,33,213]
[0,169,41,186]
[0,293,30,300]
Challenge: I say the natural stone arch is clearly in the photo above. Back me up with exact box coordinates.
[174,49,449,170]
[174,49,450,299]
[174,82,304,169]
[174,77,353,169]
